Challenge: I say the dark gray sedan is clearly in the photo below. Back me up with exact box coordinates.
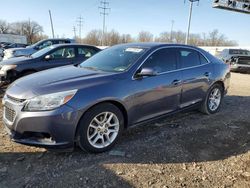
[0,44,100,83]
[2,43,230,153]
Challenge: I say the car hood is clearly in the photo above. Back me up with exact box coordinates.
[6,65,118,99]
[0,56,32,65]
[5,47,35,56]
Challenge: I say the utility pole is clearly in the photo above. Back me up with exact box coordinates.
[77,16,84,43]
[73,26,77,39]
[49,10,55,38]
[99,0,110,46]
[185,0,199,45]
[170,20,175,43]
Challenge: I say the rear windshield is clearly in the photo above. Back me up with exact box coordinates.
[229,49,250,55]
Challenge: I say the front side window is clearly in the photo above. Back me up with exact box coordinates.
[49,47,75,59]
[142,48,177,73]
[31,46,55,58]
[178,48,201,68]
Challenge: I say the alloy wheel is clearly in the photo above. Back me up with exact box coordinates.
[87,112,120,149]
[208,88,222,111]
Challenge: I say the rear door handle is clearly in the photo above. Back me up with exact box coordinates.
[172,79,182,86]
[204,72,211,77]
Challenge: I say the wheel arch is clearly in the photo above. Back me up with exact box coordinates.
[211,80,225,94]
[74,100,129,140]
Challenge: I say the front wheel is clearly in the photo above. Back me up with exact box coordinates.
[76,103,124,153]
[200,84,223,115]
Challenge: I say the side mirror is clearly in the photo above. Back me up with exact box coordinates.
[45,55,51,60]
[136,68,157,78]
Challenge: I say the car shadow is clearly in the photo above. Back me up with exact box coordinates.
[0,95,250,187]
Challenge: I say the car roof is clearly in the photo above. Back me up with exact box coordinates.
[50,43,99,49]
[115,42,201,49]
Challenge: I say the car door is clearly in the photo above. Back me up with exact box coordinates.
[75,47,100,65]
[130,48,182,123]
[177,48,212,108]
[41,47,77,70]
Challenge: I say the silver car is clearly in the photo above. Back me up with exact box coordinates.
[3,38,75,60]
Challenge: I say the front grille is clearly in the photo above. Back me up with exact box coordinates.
[6,95,26,104]
[238,57,250,65]
[4,105,16,123]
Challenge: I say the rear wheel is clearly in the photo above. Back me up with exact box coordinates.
[200,84,223,114]
[76,103,124,153]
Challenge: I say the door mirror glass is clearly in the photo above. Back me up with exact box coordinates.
[136,68,157,77]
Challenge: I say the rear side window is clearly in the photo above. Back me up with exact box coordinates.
[142,48,177,73]
[199,54,208,65]
[53,40,70,44]
[78,47,98,58]
[178,48,202,68]
[37,41,53,50]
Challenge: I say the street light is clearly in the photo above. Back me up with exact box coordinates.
[185,0,199,45]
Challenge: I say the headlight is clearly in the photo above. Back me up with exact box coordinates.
[1,65,17,72]
[23,90,77,111]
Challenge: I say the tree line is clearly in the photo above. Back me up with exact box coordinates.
[1,19,237,46]
[82,29,237,46]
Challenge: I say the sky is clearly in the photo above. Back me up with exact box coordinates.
[0,0,249,46]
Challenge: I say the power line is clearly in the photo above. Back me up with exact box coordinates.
[48,10,55,38]
[185,0,199,45]
[99,0,111,45]
[73,26,77,39]
[77,16,84,42]
[170,20,175,43]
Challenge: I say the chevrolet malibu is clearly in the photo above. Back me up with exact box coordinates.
[2,43,230,153]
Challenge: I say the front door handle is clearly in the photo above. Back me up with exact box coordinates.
[204,72,211,77]
[172,79,182,86]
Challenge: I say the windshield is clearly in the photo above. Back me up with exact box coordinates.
[229,49,250,56]
[79,45,147,72]
[31,46,55,58]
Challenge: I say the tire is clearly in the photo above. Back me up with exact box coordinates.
[76,103,124,153]
[200,84,224,115]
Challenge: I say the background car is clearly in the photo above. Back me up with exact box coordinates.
[2,43,230,153]
[218,48,250,72]
[0,44,100,83]
[0,43,27,59]
[3,43,27,49]
[3,38,75,60]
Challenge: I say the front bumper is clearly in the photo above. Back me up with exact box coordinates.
[2,95,80,149]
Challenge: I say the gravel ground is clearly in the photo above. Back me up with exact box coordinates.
[0,72,250,188]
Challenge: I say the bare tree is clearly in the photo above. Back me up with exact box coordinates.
[0,20,10,34]
[11,20,43,44]
[138,31,153,42]
[83,30,102,46]
[105,30,120,46]
[120,34,133,43]
[155,32,171,43]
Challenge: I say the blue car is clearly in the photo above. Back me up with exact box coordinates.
[2,43,230,153]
